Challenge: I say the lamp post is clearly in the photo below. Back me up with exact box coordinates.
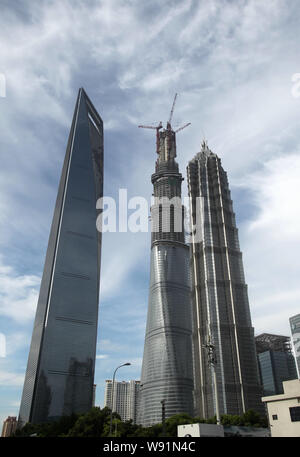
[109,362,131,436]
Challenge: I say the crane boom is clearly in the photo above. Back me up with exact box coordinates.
[168,93,178,125]
[138,121,162,130]
[175,122,191,134]
[138,122,163,154]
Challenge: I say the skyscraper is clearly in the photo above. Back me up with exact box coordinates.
[255,333,298,396]
[104,380,140,423]
[187,141,263,418]
[290,314,300,377]
[1,417,17,437]
[138,112,194,427]
[18,88,103,426]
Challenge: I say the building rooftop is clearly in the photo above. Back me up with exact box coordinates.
[255,333,292,354]
[262,379,300,403]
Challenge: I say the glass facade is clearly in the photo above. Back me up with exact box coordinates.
[290,314,300,378]
[138,125,194,427]
[258,351,297,396]
[256,334,298,396]
[18,88,103,426]
[187,142,264,418]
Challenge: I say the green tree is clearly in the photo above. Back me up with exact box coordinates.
[165,413,195,437]
[241,409,266,427]
[67,407,114,437]
[101,418,140,437]
[221,414,243,426]
[220,410,268,428]
[43,414,80,437]
[14,414,80,437]
[205,415,217,424]
[14,408,268,438]
[192,416,207,424]
[14,422,42,437]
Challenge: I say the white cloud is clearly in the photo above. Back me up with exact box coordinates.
[10,400,21,408]
[238,153,300,336]
[0,0,300,416]
[5,332,31,356]
[0,257,40,323]
[0,370,24,387]
[248,154,300,239]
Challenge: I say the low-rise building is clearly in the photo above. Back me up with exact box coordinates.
[1,416,17,437]
[178,423,224,437]
[177,423,270,437]
[262,379,300,437]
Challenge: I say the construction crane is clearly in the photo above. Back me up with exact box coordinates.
[168,93,178,126]
[175,122,191,134]
[138,122,163,154]
[138,122,162,130]
[138,94,191,154]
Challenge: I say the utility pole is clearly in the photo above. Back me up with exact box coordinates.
[203,333,220,424]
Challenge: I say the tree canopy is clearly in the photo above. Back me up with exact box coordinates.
[14,408,268,438]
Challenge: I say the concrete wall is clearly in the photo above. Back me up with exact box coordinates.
[266,399,300,437]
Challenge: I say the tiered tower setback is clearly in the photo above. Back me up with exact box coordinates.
[187,141,264,418]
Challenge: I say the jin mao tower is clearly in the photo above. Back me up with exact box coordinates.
[187,141,263,418]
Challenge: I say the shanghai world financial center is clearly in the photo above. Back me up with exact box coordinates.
[19,90,263,427]
[18,88,103,426]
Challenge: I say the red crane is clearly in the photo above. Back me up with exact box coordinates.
[138,122,163,154]
[138,94,191,154]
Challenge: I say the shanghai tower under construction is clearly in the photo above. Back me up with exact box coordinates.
[138,96,194,427]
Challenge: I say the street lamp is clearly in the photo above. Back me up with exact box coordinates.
[109,362,131,436]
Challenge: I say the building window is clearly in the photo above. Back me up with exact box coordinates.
[272,415,278,420]
[290,407,300,422]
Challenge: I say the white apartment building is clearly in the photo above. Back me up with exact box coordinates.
[104,380,140,423]
[262,379,300,437]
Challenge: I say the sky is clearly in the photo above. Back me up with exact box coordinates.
[0,0,300,427]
